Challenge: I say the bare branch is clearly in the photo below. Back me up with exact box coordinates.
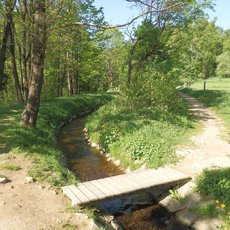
[60,2,183,29]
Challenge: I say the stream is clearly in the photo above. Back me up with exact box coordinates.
[58,117,191,230]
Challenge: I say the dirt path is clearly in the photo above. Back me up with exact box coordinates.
[171,93,230,176]
[160,93,230,229]
[0,154,96,230]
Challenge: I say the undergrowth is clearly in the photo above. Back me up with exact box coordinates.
[0,94,112,186]
[195,167,230,228]
[86,95,195,169]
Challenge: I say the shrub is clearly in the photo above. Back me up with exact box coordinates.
[196,167,230,205]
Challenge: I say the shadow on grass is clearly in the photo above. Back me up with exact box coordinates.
[182,89,227,107]
[0,103,23,154]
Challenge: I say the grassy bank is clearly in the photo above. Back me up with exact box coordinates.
[184,78,230,228]
[0,94,112,186]
[86,96,196,170]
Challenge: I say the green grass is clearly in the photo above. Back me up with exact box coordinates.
[86,97,196,169]
[169,188,186,202]
[196,168,230,205]
[0,94,112,186]
[191,78,230,91]
[192,204,219,218]
[0,162,21,171]
[195,167,230,228]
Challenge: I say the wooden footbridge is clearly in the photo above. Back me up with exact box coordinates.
[62,167,190,206]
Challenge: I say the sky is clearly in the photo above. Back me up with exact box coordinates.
[94,0,230,30]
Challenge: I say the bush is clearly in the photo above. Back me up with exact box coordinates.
[196,167,230,205]
[195,167,230,228]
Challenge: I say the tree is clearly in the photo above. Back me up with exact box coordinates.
[20,0,47,127]
[174,19,222,84]
[0,0,24,102]
[216,30,230,78]
[119,0,214,109]
[0,0,12,91]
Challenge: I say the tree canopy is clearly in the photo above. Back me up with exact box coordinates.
[0,0,228,127]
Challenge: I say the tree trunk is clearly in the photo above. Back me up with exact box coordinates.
[18,0,29,101]
[21,34,29,100]
[74,67,80,95]
[21,8,29,100]
[0,19,11,91]
[67,72,74,95]
[20,0,47,127]
[9,15,24,103]
[127,40,137,84]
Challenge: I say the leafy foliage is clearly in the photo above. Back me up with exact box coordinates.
[194,159,229,227]
[175,19,222,83]
[216,30,230,78]
[196,167,230,206]
[193,204,219,218]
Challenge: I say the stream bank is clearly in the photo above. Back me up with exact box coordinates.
[58,117,191,230]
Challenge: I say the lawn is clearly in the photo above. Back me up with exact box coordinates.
[191,78,230,91]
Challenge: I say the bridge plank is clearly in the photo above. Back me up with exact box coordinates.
[103,177,126,194]
[69,185,89,204]
[108,176,136,193]
[82,181,107,199]
[96,179,117,196]
[89,180,114,197]
[109,174,138,188]
[62,185,82,205]
[77,184,99,202]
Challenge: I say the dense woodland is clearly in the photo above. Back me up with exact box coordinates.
[0,0,229,127]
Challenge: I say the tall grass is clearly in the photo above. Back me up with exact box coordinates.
[0,94,112,186]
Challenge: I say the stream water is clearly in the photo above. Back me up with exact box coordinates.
[58,117,191,230]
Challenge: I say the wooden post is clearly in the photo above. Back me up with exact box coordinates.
[203,80,206,91]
